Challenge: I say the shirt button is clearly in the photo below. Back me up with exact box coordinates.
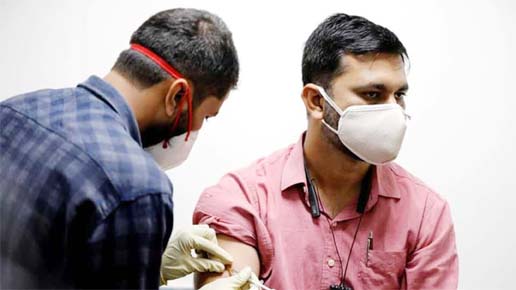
[327,258,335,267]
[331,222,338,228]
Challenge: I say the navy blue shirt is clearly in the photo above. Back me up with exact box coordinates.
[0,76,174,289]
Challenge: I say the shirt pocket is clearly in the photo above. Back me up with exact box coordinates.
[358,250,406,289]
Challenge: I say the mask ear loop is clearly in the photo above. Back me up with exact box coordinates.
[162,86,193,148]
[315,85,344,115]
[129,43,193,148]
[315,85,343,133]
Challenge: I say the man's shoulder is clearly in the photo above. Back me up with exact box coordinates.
[2,87,76,125]
[1,86,172,204]
[202,143,295,201]
[229,143,296,182]
[1,85,118,146]
[384,163,448,207]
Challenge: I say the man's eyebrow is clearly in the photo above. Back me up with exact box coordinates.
[398,83,409,92]
[353,83,409,91]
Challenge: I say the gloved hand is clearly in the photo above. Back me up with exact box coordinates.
[160,224,233,283]
[199,267,254,290]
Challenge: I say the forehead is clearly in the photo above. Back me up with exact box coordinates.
[332,53,407,89]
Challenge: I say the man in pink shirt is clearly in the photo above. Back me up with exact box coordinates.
[193,13,458,290]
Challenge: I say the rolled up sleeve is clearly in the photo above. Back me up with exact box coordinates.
[192,172,274,276]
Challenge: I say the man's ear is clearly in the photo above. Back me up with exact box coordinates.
[301,84,324,120]
[164,79,189,118]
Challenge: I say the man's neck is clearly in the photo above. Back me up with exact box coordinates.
[103,71,153,132]
[303,127,370,218]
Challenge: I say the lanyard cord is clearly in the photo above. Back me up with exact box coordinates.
[307,165,372,288]
[342,214,363,286]
[313,178,364,286]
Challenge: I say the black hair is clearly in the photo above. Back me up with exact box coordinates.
[113,8,239,103]
[302,13,408,91]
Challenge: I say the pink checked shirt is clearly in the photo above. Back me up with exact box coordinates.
[193,135,458,290]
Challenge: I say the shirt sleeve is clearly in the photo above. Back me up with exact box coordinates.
[75,193,173,289]
[404,196,459,290]
[192,172,274,277]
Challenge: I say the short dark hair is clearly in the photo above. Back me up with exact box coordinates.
[302,13,408,91]
[113,8,239,104]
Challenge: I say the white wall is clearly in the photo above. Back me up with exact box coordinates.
[1,0,515,289]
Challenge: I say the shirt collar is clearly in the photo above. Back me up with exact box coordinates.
[280,133,307,191]
[374,164,401,199]
[280,132,401,200]
[77,75,142,146]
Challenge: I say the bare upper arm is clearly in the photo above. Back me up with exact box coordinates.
[194,234,260,289]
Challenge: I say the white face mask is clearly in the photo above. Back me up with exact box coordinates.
[316,85,408,165]
[144,131,199,171]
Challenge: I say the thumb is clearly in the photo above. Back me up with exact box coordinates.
[192,236,234,264]
[228,266,253,286]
